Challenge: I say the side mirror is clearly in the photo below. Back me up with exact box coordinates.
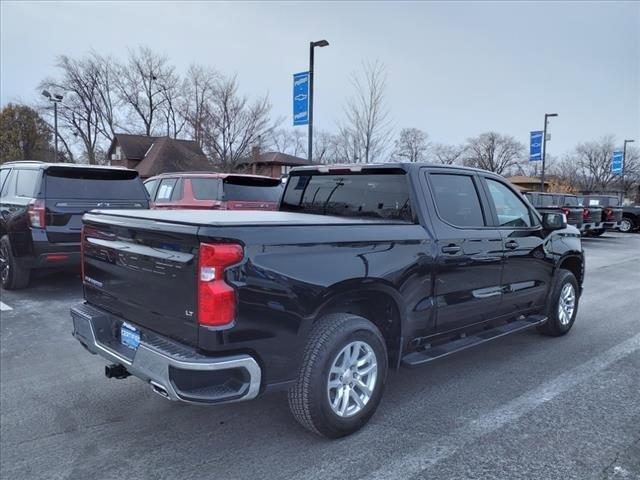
[542,212,567,230]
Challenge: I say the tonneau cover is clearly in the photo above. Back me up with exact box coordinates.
[85,209,408,227]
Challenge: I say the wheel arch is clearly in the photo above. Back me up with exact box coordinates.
[312,279,406,368]
[556,254,584,293]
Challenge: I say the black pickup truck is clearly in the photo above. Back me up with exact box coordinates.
[71,164,584,438]
[524,192,584,229]
[578,195,623,236]
[620,204,640,233]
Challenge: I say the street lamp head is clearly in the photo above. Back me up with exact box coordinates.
[625,139,635,144]
[41,90,51,99]
[546,113,558,118]
[312,40,329,48]
[54,94,63,101]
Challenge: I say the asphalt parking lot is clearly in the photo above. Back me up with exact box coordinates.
[1,232,639,480]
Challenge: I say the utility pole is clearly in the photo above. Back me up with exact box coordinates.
[308,40,329,163]
[621,139,635,203]
[539,112,558,192]
[42,90,63,161]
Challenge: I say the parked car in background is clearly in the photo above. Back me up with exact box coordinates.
[578,195,622,236]
[524,192,584,230]
[144,172,283,211]
[0,161,149,289]
[72,163,584,438]
[620,204,640,233]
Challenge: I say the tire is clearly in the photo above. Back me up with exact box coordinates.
[589,229,605,237]
[537,269,579,337]
[619,217,636,233]
[288,313,388,438]
[0,235,30,290]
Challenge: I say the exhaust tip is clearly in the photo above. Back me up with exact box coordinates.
[150,381,170,399]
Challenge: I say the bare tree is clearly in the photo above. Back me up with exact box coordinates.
[343,60,393,163]
[201,74,277,172]
[568,135,620,192]
[158,69,186,138]
[40,55,104,164]
[183,65,218,147]
[430,143,466,165]
[313,130,334,164]
[90,52,122,142]
[114,46,174,136]
[464,132,524,174]
[269,128,306,157]
[394,128,429,162]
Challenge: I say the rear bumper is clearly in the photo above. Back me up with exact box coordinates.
[602,221,621,229]
[16,233,81,269]
[70,303,262,404]
[579,222,601,232]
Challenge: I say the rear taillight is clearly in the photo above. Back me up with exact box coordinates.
[198,243,244,327]
[27,199,46,228]
[604,208,614,220]
[561,207,570,216]
[583,208,590,220]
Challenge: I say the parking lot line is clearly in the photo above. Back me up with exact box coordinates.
[0,302,13,312]
[368,333,640,480]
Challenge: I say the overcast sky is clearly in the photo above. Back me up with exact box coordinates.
[1,1,638,157]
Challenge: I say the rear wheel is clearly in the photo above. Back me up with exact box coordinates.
[537,269,579,336]
[619,217,636,233]
[288,313,388,438]
[0,236,30,290]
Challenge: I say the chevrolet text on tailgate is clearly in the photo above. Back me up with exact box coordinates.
[71,163,585,438]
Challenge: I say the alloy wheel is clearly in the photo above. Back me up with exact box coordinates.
[558,283,576,326]
[327,340,378,417]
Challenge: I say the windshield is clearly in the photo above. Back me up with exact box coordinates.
[281,173,413,222]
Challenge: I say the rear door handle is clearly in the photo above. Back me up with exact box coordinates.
[441,245,461,254]
[505,240,519,250]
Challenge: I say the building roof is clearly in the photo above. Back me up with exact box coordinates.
[507,175,549,184]
[108,134,212,177]
[241,151,312,166]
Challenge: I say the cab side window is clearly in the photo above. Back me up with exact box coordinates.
[429,173,486,228]
[485,179,534,228]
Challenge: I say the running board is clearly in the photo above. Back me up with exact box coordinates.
[402,315,547,367]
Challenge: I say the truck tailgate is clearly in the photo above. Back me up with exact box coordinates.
[82,213,200,346]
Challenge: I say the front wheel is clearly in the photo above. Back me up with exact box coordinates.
[288,313,388,438]
[537,269,579,336]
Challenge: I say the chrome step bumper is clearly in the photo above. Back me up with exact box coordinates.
[71,303,261,404]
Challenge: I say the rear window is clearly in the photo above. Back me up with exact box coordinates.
[563,196,578,206]
[281,173,413,221]
[44,168,146,200]
[191,178,220,200]
[539,194,555,207]
[222,176,282,202]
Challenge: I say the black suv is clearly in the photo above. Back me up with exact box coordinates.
[0,161,149,289]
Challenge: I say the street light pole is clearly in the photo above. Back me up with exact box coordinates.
[539,112,558,192]
[308,39,329,163]
[621,139,635,203]
[42,90,63,161]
